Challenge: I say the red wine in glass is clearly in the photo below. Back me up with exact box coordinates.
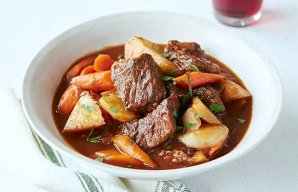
[213,0,263,27]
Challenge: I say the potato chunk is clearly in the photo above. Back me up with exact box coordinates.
[219,80,251,101]
[182,107,202,131]
[125,36,177,74]
[191,97,221,125]
[99,91,138,122]
[64,91,105,133]
[178,124,229,148]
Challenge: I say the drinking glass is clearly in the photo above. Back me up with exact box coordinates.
[212,0,263,27]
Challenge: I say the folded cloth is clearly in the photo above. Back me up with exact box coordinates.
[0,88,191,192]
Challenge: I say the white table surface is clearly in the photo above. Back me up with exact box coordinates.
[1,0,298,191]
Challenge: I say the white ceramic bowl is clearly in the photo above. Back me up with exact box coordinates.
[22,12,282,180]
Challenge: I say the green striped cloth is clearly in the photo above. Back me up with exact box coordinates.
[30,126,191,192]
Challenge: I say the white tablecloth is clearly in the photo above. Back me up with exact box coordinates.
[1,0,298,191]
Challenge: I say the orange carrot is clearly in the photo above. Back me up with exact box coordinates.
[113,135,157,168]
[80,65,96,75]
[174,72,225,88]
[57,84,84,115]
[65,55,97,81]
[94,54,114,72]
[71,71,114,91]
[95,149,142,166]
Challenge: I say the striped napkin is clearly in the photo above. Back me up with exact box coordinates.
[1,88,191,192]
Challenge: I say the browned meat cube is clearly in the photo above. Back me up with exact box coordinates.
[121,96,179,150]
[111,53,166,113]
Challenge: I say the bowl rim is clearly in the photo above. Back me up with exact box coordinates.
[21,11,283,179]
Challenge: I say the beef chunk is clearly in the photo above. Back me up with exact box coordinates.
[193,86,224,109]
[111,53,166,113]
[121,96,179,150]
[193,86,226,120]
[164,40,220,74]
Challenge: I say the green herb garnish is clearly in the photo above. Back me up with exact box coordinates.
[162,76,173,81]
[87,136,101,144]
[168,69,179,76]
[117,54,124,60]
[162,53,169,58]
[182,93,191,107]
[176,125,185,132]
[186,73,193,96]
[80,104,96,113]
[184,122,196,129]
[110,107,119,113]
[191,64,200,72]
[172,109,178,118]
[194,113,200,119]
[95,157,104,162]
[237,118,246,124]
[210,103,225,114]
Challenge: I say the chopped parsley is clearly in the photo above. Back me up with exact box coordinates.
[95,157,104,162]
[172,109,178,118]
[80,104,96,113]
[161,76,173,81]
[110,107,119,113]
[176,125,185,132]
[162,52,169,58]
[210,103,225,114]
[182,93,191,107]
[117,54,124,60]
[237,118,246,124]
[86,128,101,144]
[194,113,200,119]
[168,69,179,76]
[186,73,193,96]
[191,64,200,72]
[184,122,196,129]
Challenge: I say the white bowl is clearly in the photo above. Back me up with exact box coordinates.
[22,12,282,180]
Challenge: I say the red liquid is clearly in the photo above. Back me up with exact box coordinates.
[213,0,262,18]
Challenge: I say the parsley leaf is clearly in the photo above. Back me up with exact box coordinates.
[168,69,179,76]
[87,136,101,144]
[161,76,173,81]
[210,103,225,114]
[95,157,104,162]
[194,113,200,119]
[184,122,196,129]
[191,64,200,72]
[186,73,193,96]
[80,104,96,113]
[237,118,246,124]
[117,54,124,60]
[182,93,191,107]
[172,109,178,118]
[162,53,169,58]
[110,107,119,113]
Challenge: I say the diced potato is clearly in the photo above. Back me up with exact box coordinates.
[178,124,229,149]
[64,91,105,133]
[99,92,138,122]
[191,97,221,125]
[95,149,142,166]
[182,107,201,131]
[218,80,251,101]
[125,36,177,74]
[191,151,209,164]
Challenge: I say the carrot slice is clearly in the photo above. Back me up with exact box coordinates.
[113,135,157,168]
[94,54,114,72]
[71,71,114,91]
[174,72,224,88]
[80,65,96,75]
[65,55,97,81]
[57,84,84,115]
[95,149,143,166]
